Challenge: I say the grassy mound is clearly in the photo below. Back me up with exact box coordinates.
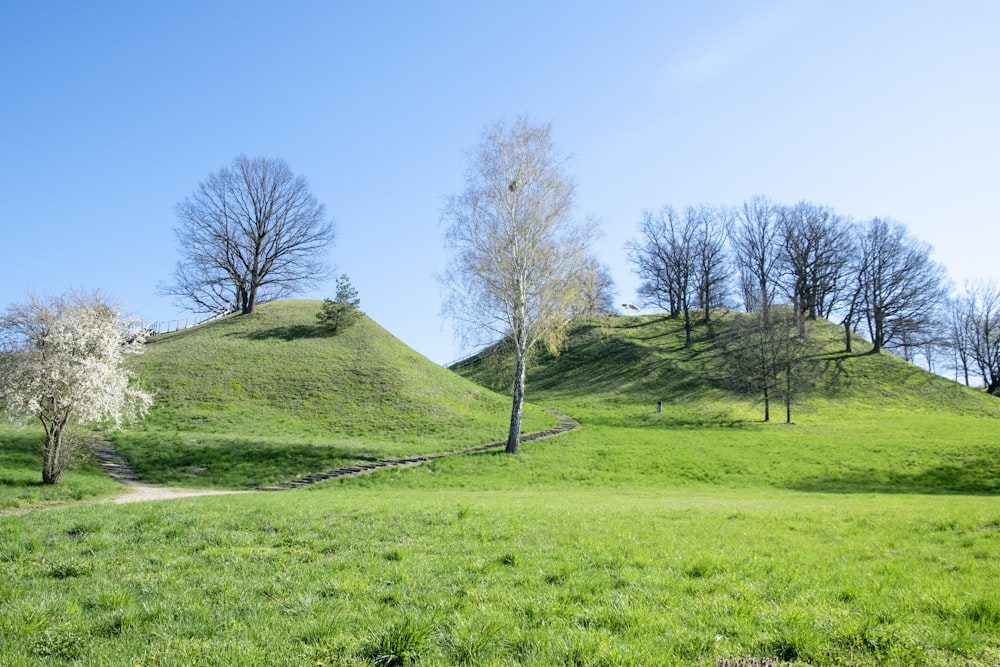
[457,311,1000,421]
[113,300,553,488]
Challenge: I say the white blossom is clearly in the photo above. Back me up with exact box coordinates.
[0,291,153,483]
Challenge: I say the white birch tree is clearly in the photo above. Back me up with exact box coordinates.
[441,117,598,454]
[0,291,152,484]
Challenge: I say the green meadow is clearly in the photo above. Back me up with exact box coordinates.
[1,303,999,665]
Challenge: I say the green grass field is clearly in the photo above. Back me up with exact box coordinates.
[1,305,999,665]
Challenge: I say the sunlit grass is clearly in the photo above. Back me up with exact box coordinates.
[117,300,554,487]
[1,464,999,665]
[0,423,124,512]
[2,307,1000,664]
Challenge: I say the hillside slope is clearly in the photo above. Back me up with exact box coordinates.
[456,311,1000,421]
[116,300,553,487]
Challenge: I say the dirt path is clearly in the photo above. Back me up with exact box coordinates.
[86,442,251,504]
[112,485,249,504]
[85,410,578,504]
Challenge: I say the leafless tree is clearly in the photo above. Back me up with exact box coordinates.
[692,205,731,322]
[628,207,686,318]
[440,118,598,454]
[855,218,948,354]
[164,155,336,315]
[777,202,855,323]
[729,196,782,316]
[835,233,868,353]
[950,282,1000,394]
[574,257,618,316]
[724,308,817,423]
[628,206,700,345]
[947,295,974,386]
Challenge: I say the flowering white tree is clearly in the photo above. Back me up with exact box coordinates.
[0,291,153,484]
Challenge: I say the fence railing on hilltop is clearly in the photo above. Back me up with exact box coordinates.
[150,309,234,335]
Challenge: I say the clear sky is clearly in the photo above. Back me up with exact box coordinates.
[2,1,997,364]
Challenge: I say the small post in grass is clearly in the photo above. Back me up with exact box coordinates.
[656,400,662,414]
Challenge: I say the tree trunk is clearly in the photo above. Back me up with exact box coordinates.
[763,385,770,422]
[785,371,792,424]
[506,351,527,454]
[872,310,884,353]
[243,285,256,314]
[843,320,852,353]
[683,308,692,348]
[41,423,64,485]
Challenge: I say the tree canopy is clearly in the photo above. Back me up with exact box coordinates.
[164,155,336,315]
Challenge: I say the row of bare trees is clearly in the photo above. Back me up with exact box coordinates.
[949,283,1000,394]
[630,197,945,350]
[628,195,999,394]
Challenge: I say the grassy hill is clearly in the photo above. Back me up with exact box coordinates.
[453,312,1000,496]
[3,306,1000,665]
[113,300,554,487]
[458,311,999,419]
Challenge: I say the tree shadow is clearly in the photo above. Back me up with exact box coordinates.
[238,324,327,342]
[787,458,1000,496]
[119,434,385,488]
[0,473,47,488]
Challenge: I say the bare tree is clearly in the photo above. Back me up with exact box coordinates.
[824,226,873,354]
[692,205,731,322]
[856,218,948,354]
[950,282,1000,394]
[777,202,854,323]
[574,257,618,317]
[725,308,817,423]
[947,294,975,386]
[628,207,686,317]
[0,291,152,484]
[628,206,701,346]
[729,196,782,316]
[725,311,778,421]
[164,155,336,315]
[441,118,597,454]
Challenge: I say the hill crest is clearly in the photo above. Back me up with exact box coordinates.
[455,311,1000,420]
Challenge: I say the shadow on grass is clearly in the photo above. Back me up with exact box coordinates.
[238,324,327,342]
[115,433,384,488]
[789,458,1000,496]
[0,429,44,472]
[0,475,46,488]
[579,411,756,430]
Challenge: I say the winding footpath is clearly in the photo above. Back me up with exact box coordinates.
[90,410,578,504]
[89,442,251,504]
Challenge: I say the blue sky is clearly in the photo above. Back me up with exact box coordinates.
[2,1,997,364]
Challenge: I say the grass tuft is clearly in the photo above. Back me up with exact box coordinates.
[362,618,434,666]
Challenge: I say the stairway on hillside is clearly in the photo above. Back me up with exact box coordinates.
[89,440,142,484]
